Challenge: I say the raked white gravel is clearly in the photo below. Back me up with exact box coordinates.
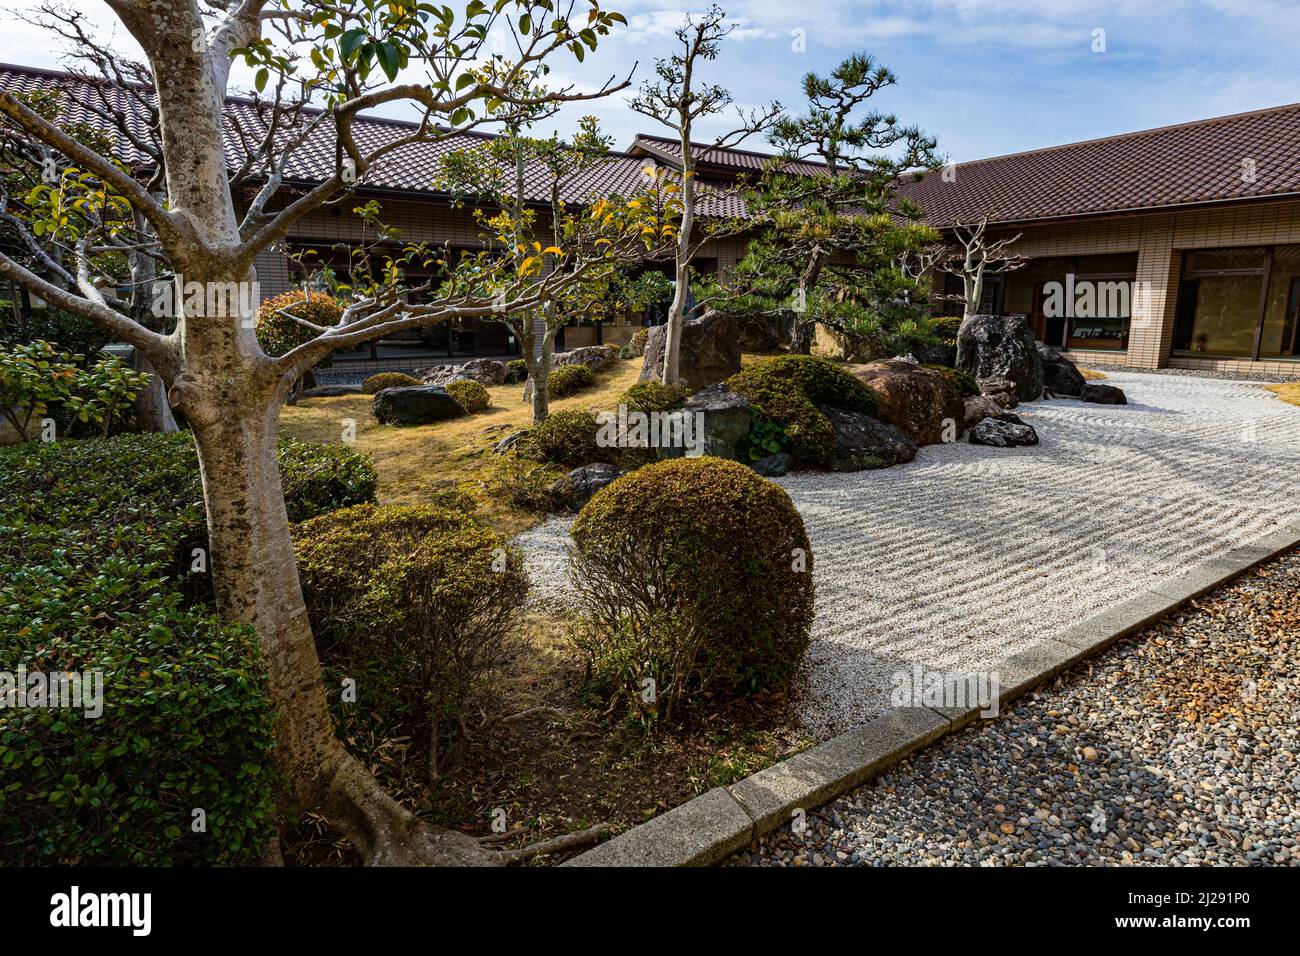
[513,371,1300,737]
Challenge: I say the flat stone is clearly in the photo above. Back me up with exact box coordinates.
[563,787,753,867]
[726,707,947,833]
[1052,592,1176,654]
[1151,559,1245,606]
[994,638,1088,703]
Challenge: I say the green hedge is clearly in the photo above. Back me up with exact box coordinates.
[570,457,814,721]
[547,363,596,398]
[0,432,377,864]
[728,355,880,469]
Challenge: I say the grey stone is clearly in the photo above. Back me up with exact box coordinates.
[727,707,948,833]
[419,358,509,386]
[640,310,742,391]
[962,394,1004,430]
[297,384,363,398]
[492,429,529,454]
[563,787,753,867]
[977,376,1020,409]
[968,413,1039,448]
[371,385,465,425]
[993,639,1088,703]
[820,406,918,471]
[1080,382,1128,405]
[752,452,790,477]
[1052,592,1177,655]
[956,314,1044,402]
[683,383,752,460]
[1037,344,1087,396]
[548,463,626,511]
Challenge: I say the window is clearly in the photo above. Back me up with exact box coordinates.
[1173,245,1300,361]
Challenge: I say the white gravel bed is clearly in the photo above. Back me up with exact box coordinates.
[515,372,1300,738]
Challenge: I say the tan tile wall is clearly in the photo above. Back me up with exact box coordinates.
[986,199,1300,376]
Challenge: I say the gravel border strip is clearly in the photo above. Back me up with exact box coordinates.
[562,523,1300,867]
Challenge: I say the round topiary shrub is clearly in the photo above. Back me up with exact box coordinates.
[526,409,602,467]
[547,363,596,398]
[727,355,880,470]
[294,504,528,781]
[569,457,814,721]
[445,378,491,413]
[362,371,422,394]
[505,358,529,384]
[621,380,689,414]
[255,290,342,361]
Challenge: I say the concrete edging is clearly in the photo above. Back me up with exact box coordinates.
[563,521,1300,867]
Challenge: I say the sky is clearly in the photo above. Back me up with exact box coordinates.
[2,0,1299,164]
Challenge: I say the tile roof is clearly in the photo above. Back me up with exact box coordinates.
[628,133,826,177]
[0,62,745,215]
[897,103,1300,227]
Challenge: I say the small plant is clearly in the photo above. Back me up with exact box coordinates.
[526,409,602,467]
[362,371,422,393]
[504,358,529,384]
[0,341,147,440]
[736,413,789,463]
[922,364,978,396]
[621,380,689,414]
[445,378,491,412]
[547,363,596,398]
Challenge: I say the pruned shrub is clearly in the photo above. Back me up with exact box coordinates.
[526,409,602,467]
[505,359,529,384]
[923,363,978,397]
[621,380,689,414]
[547,363,596,398]
[294,504,529,781]
[254,290,342,359]
[569,457,814,721]
[446,378,491,413]
[727,355,880,469]
[0,432,376,864]
[482,452,566,513]
[362,372,421,394]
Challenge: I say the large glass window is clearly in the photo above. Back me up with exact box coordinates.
[1002,253,1136,351]
[1260,245,1300,359]
[1172,244,1300,361]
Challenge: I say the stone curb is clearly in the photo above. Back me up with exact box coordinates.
[562,523,1300,868]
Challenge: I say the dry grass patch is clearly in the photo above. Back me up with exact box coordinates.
[1266,383,1300,407]
[1079,367,1108,380]
[279,359,642,534]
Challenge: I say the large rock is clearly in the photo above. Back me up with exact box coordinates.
[819,406,918,471]
[851,359,966,446]
[372,385,465,425]
[962,394,1005,430]
[735,313,783,353]
[682,384,752,460]
[977,376,1019,409]
[419,358,509,387]
[549,463,625,511]
[1037,345,1086,397]
[956,314,1043,402]
[1080,382,1128,405]
[640,310,742,392]
[969,412,1039,448]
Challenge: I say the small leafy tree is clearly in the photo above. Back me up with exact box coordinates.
[727,53,941,356]
[438,115,676,421]
[0,339,147,440]
[934,216,1026,321]
[628,4,780,384]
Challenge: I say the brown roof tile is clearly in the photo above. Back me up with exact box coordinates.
[898,103,1300,226]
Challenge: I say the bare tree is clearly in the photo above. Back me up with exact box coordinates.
[0,0,647,866]
[936,216,1025,321]
[628,3,779,385]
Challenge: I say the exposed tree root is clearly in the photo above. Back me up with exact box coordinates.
[492,823,610,864]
